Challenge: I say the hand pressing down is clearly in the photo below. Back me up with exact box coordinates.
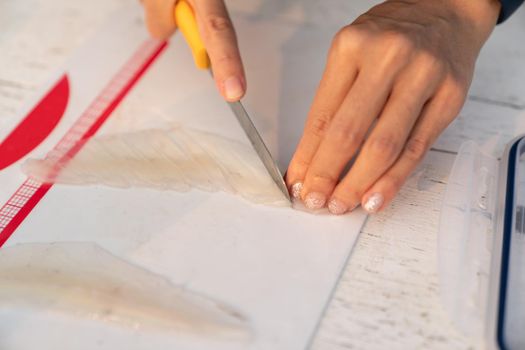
[142,0,246,101]
[286,0,501,215]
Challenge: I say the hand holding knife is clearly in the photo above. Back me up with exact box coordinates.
[173,0,291,202]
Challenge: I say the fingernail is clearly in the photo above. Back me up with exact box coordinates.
[328,198,347,215]
[224,76,243,101]
[291,182,303,199]
[363,193,384,213]
[304,192,326,210]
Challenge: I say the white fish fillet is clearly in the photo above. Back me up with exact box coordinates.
[22,126,289,206]
[0,242,251,340]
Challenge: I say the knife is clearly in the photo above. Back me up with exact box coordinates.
[173,0,291,202]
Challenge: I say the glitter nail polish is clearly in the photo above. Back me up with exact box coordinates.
[304,192,326,210]
[291,182,303,199]
[328,198,347,215]
[363,193,384,213]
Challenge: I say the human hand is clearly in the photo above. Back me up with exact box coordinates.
[286,0,501,214]
[142,0,245,101]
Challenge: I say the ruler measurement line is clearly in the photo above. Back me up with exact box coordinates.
[0,39,167,247]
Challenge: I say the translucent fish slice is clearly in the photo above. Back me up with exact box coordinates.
[0,242,251,340]
[23,126,289,207]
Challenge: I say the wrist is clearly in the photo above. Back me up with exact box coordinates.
[443,0,501,37]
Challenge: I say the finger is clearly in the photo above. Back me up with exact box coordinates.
[143,0,177,39]
[360,80,466,214]
[299,63,400,210]
[286,28,362,198]
[327,58,443,214]
[192,0,245,101]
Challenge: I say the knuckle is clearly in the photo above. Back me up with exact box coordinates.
[331,28,350,52]
[204,14,233,33]
[306,112,332,138]
[332,124,363,152]
[444,76,468,100]
[311,172,338,186]
[367,135,401,162]
[287,161,308,184]
[290,152,312,172]
[418,52,446,78]
[404,137,429,162]
[143,0,176,39]
[382,31,415,56]
[331,26,361,56]
[382,174,404,193]
[212,52,236,65]
[145,24,166,39]
[146,24,174,40]
[341,187,362,202]
[436,76,468,113]
[144,17,174,40]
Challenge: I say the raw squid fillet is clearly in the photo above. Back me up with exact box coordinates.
[22,126,290,207]
[0,242,251,340]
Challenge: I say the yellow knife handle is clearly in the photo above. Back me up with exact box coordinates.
[174,0,210,69]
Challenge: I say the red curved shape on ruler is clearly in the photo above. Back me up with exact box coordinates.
[0,75,69,170]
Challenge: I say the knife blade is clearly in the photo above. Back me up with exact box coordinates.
[227,100,291,202]
[174,0,291,202]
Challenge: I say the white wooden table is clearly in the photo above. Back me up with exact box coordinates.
[1,1,524,349]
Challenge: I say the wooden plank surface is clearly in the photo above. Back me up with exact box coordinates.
[1,1,524,349]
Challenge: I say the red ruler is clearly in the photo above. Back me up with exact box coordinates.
[0,39,167,247]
